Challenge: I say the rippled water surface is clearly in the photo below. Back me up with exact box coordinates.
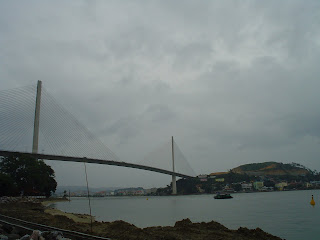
[53,190,320,240]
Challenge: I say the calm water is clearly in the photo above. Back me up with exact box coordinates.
[53,190,320,240]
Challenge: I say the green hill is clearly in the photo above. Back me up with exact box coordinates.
[231,162,311,176]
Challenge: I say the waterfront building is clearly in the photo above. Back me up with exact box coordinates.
[261,186,273,191]
[224,186,235,192]
[310,181,320,186]
[145,188,157,195]
[305,182,312,188]
[133,190,145,195]
[253,181,264,190]
[275,182,288,191]
[241,183,253,191]
[115,188,145,196]
[93,191,106,197]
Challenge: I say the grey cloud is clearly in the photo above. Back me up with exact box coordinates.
[282,113,320,139]
[103,104,175,141]
[143,104,175,123]
[1,0,320,187]
[170,41,213,70]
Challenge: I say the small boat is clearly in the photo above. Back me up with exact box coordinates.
[214,193,233,199]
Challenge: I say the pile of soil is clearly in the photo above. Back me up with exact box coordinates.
[0,201,283,240]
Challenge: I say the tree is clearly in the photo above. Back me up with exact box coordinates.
[0,154,57,197]
[233,184,242,192]
[176,178,199,194]
[264,180,275,188]
[0,173,19,197]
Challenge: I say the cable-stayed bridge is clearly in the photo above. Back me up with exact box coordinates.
[0,81,195,194]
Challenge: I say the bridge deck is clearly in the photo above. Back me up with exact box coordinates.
[0,150,193,178]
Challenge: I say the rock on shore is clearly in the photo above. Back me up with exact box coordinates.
[0,225,71,240]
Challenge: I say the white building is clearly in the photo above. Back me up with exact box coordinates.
[241,183,253,191]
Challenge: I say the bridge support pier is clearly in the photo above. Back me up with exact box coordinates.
[172,174,177,195]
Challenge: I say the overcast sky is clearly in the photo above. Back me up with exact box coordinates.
[1,0,320,189]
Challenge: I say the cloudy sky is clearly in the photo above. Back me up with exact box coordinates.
[1,0,320,188]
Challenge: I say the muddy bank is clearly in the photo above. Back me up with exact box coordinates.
[41,197,70,206]
[0,200,283,240]
[41,198,94,224]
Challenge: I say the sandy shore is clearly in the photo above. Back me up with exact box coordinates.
[41,198,94,223]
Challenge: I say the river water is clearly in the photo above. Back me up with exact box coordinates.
[53,190,320,240]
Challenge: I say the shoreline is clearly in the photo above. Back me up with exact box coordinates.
[41,191,304,228]
[41,197,95,223]
[59,187,316,199]
[41,197,70,206]
[0,197,283,240]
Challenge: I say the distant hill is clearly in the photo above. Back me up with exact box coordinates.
[55,186,120,194]
[231,162,311,176]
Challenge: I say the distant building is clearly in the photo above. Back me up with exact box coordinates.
[93,191,106,197]
[133,190,145,195]
[261,186,273,191]
[305,182,312,188]
[224,186,234,192]
[72,191,87,197]
[116,190,127,196]
[253,181,264,190]
[198,175,208,181]
[241,183,253,191]
[215,178,225,182]
[145,188,157,195]
[310,181,320,186]
[198,174,208,179]
[275,182,288,191]
[115,187,145,196]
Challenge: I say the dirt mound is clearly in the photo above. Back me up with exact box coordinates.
[236,227,283,240]
[174,218,192,228]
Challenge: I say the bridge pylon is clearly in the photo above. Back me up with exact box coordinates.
[32,80,42,154]
[171,136,177,195]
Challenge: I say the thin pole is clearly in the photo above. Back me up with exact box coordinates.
[32,80,42,154]
[84,162,93,233]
